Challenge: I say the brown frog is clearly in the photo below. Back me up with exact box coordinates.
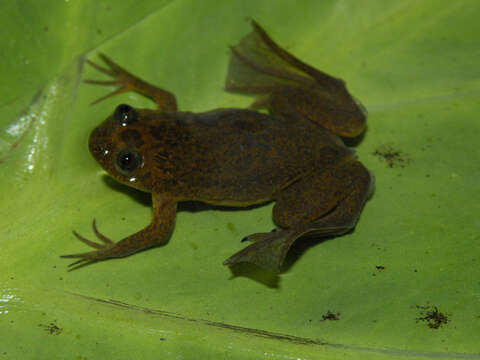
[62,21,373,271]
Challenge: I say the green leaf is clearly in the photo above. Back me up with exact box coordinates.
[1,1,480,359]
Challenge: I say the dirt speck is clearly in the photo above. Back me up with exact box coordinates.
[321,310,341,321]
[39,320,63,335]
[373,145,410,168]
[416,305,448,329]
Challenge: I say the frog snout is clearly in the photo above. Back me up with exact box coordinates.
[88,127,111,161]
[88,141,104,158]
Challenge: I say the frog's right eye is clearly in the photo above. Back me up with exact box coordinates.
[114,104,137,126]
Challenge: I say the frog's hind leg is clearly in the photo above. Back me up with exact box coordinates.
[273,160,373,233]
[225,20,366,138]
[224,160,373,271]
[84,54,177,111]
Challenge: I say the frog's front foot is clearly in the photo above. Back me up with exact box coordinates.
[84,53,177,110]
[61,219,118,267]
[83,54,138,105]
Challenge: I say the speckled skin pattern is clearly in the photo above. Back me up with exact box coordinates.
[62,21,373,271]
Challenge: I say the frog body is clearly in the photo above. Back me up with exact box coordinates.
[63,21,373,271]
[92,107,353,203]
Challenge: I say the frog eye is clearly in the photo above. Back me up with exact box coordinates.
[114,104,137,126]
[115,148,143,175]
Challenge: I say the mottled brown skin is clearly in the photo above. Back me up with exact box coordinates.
[62,20,373,271]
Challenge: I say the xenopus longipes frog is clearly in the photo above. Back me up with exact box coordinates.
[62,21,373,271]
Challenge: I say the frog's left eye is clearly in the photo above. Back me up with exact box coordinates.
[114,104,137,126]
[115,148,143,175]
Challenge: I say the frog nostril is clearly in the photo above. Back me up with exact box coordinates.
[89,143,105,156]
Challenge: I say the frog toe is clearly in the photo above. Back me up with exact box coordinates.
[241,229,277,243]
[61,220,118,268]
[61,250,99,268]
[91,219,114,245]
[85,55,118,77]
[69,219,113,250]
[61,241,117,267]
[72,230,105,250]
[83,54,135,105]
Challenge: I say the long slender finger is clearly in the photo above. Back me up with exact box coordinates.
[90,86,127,105]
[85,59,116,77]
[92,219,114,245]
[83,79,119,86]
[72,230,104,249]
[67,258,92,268]
[98,53,131,75]
[60,248,99,259]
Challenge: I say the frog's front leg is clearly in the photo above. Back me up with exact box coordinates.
[84,54,177,111]
[225,160,373,271]
[61,194,177,268]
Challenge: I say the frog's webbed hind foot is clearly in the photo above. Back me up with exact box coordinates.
[225,20,315,96]
[225,19,366,138]
[225,222,356,272]
[84,53,177,111]
[224,229,302,271]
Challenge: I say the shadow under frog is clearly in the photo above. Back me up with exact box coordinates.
[62,20,374,274]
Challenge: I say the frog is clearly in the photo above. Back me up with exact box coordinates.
[61,20,373,271]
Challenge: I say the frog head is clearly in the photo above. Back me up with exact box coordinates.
[88,104,154,192]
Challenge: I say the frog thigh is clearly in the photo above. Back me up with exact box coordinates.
[273,160,373,233]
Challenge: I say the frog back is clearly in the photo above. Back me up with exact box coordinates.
[147,108,353,204]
